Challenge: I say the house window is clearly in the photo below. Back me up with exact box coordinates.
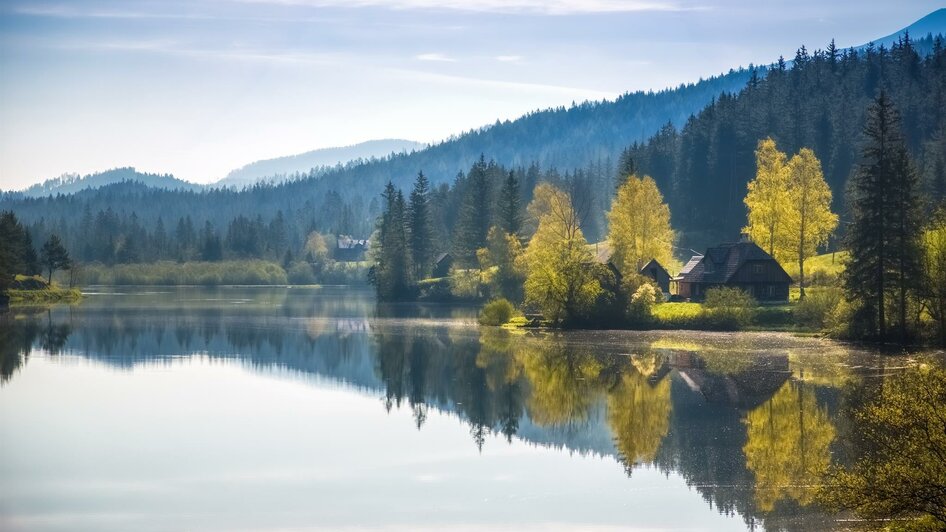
[767,285,776,297]
[753,264,764,274]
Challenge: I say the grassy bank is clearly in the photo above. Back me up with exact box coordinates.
[80,260,371,286]
[5,275,82,305]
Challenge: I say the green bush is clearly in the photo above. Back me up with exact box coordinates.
[702,287,756,329]
[480,298,515,326]
[794,288,843,329]
[287,261,317,285]
[628,282,658,323]
[449,268,483,300]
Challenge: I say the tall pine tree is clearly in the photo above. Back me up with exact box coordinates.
[408,172,432,279]
[844,92,923,342]
[497,171,521,236]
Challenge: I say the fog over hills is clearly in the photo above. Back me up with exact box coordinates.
[216,139,428,189]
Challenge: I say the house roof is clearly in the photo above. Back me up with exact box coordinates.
[435,252,452,264]
[639,258,670,278]
[679,254,704,276]
[678,241,790,284]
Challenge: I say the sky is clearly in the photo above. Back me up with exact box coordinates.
[0,1,942,189]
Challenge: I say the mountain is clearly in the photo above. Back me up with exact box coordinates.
[867,7,946,49]
[14,167,201,198]
[216,139,427,189]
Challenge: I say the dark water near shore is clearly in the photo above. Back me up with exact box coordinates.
[1,286,941,531]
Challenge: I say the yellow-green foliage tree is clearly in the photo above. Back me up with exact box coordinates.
[607,174,676,275]
[522,183,601,324]
[819,366,946,530]
[516,337,602,426]
[921,213,946,346]
[477,226,525,301]
[744,138,791,259]
[784,149,838,299]
[607,365,671,471]
[743,380,836,512]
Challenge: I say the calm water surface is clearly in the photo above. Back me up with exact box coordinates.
[0,286,942,531]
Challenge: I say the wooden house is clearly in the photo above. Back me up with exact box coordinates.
[433,253,453,278]
[335,236,369,262]
[673,235,791,302]
[639,258,671,294]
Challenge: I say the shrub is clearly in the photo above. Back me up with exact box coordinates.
[628,282,658,323]
[480,298,515,326]
[449,268,483,300]
[287,261,317,285]
[702,287,756,329]
[794,288,842,329]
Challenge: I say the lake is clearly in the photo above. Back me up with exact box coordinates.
[1,286,941,531]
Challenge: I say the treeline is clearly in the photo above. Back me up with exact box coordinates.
[627,34,946,246]
[0,212,72,292]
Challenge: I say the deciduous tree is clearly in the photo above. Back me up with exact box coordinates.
[606,174,676,275]
[744,138,790,259]
[784,148,838,299]
[522,184,600,324]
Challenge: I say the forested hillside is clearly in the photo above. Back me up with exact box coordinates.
[627,33,946,246]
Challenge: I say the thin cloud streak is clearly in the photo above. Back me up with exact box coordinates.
[416,52,456,62]
[233,0,701,15]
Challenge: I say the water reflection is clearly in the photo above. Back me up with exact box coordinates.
[1,286,941,531]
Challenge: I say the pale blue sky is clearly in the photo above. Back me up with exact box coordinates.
[0,0,941,189]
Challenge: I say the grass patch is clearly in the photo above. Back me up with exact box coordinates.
[784,251,847,279]
[6,275,82,305]
[82,260,289,285]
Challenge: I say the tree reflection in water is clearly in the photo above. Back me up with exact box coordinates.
[3,290,943,531]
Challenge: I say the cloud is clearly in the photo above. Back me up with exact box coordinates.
[495,55,523,62]
[234,0,698,15]
[415,52,456,62]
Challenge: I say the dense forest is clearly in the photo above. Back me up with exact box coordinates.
[628,34,946,245]
[2,34,944,264]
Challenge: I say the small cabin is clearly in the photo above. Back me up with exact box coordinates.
[639,258,671,294]
[433,252,453,278]
[673,236,791,302]
[335,236,369,262]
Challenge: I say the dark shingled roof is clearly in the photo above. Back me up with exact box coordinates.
[639,258,670,278]
[679,254,704,276]
[679,241,790,284]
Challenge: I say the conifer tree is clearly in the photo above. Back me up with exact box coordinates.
[497,171,521,236]
[408,171,432,279]
[40,234,71,284]
[453,156,491,265]
[844,92,923,341]
[373,183,412,300]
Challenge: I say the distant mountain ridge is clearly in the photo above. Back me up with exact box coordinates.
[15,167,201,198]
[866,7,946,49]
[216,139,428,189]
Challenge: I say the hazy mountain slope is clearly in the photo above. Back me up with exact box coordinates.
[867,7,946,49]
[217,139,427,189]
[14,167,201,198]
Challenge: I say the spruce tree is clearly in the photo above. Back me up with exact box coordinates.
[408,172,432,279]
[40,234,71,284]
[374,183,412,300]
[844,92,923,342]
[497,171,521,236]
[453,156,491,265]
